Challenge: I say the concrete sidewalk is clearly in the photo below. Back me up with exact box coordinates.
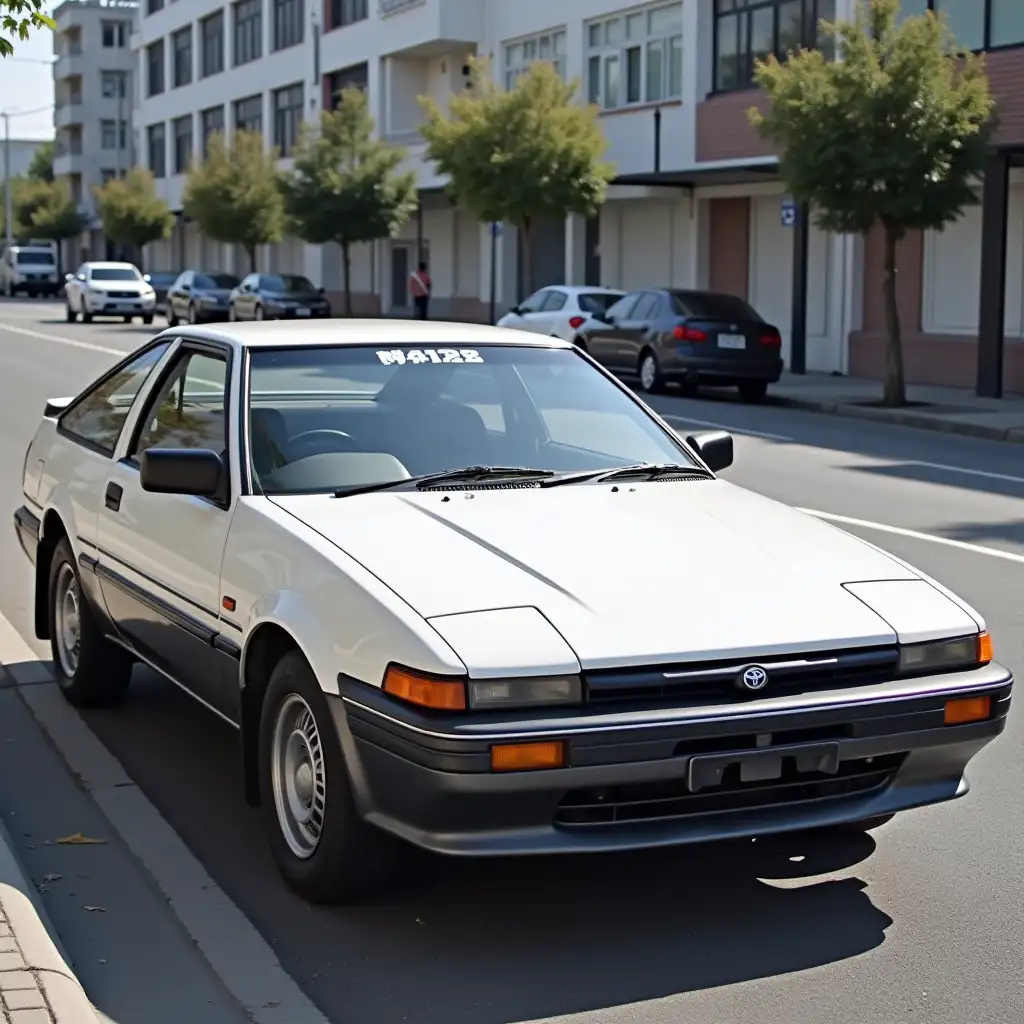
[768,371,1024,443]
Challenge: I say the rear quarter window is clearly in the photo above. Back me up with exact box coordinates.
[671,292,763,321]
[578,292,624,315]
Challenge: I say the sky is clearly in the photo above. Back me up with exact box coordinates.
[1,12,57,142]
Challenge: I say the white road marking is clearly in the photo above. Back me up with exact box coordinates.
[799,508,1024,566]
[907,459,1024,487]
[0,321,124,355]
[663,413,794,442]
[0,613,330,1024]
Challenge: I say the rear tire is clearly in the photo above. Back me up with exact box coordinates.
[47,538,132,708]
[638,349,665,394]
[258,651,401,904]
[167,309,179,326]
[142,314,154,325]
[738,380,768,404]
[123,315,132,323]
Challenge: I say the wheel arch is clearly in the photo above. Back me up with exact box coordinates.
[35,509,70,640]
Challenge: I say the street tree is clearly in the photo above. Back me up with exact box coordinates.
[183,130,284,272]
[1,0,52,58]
[27,140,54,182]
[419,56,615,296]
[280,90,417,315]
[94,167,175,270]
[16,178,84,272]
[750,0,995,406]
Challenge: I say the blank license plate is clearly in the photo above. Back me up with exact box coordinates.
[718,333,746,349]
[687,742,840,793]
[296,307,311,316]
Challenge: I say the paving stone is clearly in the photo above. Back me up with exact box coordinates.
[0,950,27,970]
[7,1007,53,1023]
[0,970,36,990]
[3,987,47,1010]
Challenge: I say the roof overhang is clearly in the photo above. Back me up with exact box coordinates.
[613,157,780,190]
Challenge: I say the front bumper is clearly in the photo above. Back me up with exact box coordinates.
[334,664,1012,856]
[85,295,155,316]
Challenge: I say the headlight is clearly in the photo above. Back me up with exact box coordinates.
[899,632,992,674]
[468,675,582,710]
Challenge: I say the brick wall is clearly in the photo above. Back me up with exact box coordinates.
[708,198,750,297]
[696,89,774,162]
[985,47,1024,147]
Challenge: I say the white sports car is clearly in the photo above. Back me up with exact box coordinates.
[14,321,1013,904]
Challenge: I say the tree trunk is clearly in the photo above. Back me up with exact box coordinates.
[246,244,257,273]
[881,221,907,407]
[519,216,534,301]
[341,239,352,316]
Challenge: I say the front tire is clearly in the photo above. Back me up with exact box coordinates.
[142,313,154,325]
[47,538,132,707]
[187,302,198,325]
[638,349,665,394]
[258,651,401,904]
[81,308,93,323]
[254,304,264,321]
[65,304,77,323]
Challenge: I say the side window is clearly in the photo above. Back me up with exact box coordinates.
[518,290,549,314]
[541,291,568,312]
[59,344,171,455]
[631,293,659,321]
[439,364,506,435]
[606,293,640,320]
[177,271,192,289]
[131,351,229,457]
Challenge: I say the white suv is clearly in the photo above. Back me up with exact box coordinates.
[1,245,60,297]
[65,262,157,324]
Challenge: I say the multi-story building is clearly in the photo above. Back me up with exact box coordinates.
[135,0,1024,394]
[52,0,139,267]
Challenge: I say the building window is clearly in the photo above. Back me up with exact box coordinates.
[233,0,262,65]
[199,12,224,77]
[234,94,263,135]
[101,20,128,47]
[325,62,367,109]
[173,115,193,173]
[201,105,225,156]
[272,82,303,155]
[586,3,682,109]
[101,168,118,183]
[504,28,566,90]
[101,70,127,98]
[713,0,838,93]
[273,0,303,49]
[172,26,192,87]
[898,1,1024,51]
[101,119,128,149]
[146,39,165,96]
[328,0,366,31]
[147,0,163,13]
[147,123,166,178]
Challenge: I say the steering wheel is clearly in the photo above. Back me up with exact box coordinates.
[286,429,359,459]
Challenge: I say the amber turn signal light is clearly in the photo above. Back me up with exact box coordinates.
[383,666,466,711]
[977,631,993,665]
[944,696,991,726]
[491,741,566,772]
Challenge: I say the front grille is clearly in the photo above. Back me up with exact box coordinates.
[584,645,899,708]
[555,752,904,827]
[105,290,138,299]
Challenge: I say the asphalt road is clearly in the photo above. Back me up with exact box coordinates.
[0,298,1021,1024]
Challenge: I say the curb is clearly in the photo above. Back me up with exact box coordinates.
[0,817,97,1023]
[771,396,1024,444]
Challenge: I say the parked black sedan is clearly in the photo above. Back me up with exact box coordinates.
[576,288,784,403]
[145,270,180,318]
[166,270,241,325]
[228,273,332,321]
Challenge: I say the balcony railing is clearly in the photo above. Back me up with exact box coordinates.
[379,0,425,16]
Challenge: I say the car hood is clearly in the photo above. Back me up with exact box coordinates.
[198,289,232,301]
[269,482,961,669]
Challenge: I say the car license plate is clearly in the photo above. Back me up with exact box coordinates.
[718,333,746,349]
[686,742,840,793]
[296,307,311,317]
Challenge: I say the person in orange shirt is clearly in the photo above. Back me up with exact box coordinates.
[409,260,431,319]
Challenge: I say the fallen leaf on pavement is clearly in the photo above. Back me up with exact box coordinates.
[82,905,106,913]
[55,833,107,845]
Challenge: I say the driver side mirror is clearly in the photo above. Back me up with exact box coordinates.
[143,274,151,282]
[685,431,733,473]
[140,448,224,497]
[318,286,325,295]
[508,305,522,316]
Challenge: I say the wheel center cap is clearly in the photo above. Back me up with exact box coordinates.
[294,761,313,804]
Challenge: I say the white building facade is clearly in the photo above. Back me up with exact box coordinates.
[131,0,1024,390]
[52,0,139,266]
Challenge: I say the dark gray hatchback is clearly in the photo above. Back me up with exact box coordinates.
[578,288,785,403]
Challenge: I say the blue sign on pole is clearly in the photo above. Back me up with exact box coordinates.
[490,221,503,237]
[780,197,797,228]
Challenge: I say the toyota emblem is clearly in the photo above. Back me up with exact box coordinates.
[739,665,768,692]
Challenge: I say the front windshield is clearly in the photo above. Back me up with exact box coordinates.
[17,251,54,265]
[247,344,695,495]
[196,272,239,289]
[91,267,141,281]
[264,275,315,293]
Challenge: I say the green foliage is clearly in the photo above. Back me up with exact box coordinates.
[16,178,84,239]
[419,56,615,293]
[1,0,53,58]
[183,130,284,271]
[94,168,175,261]
[281,90,417,315]
[27,140,54,182]
[749,0,995,406]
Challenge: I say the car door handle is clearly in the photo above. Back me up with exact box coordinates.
[104,482,123,511]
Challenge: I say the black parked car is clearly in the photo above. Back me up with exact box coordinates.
[145,271,181,317]
[577,288,784,403]
[228,273,332,321]
[166,270,241,325]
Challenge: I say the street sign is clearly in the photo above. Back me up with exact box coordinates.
[490,222,503,237]
[780,197,797,228]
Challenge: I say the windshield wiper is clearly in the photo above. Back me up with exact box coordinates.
[333,466,554,498]
[541,462,713,488]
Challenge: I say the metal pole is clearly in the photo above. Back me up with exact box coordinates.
[4,113,12,252]
[488,223,497,324]
[116,88,123,177]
